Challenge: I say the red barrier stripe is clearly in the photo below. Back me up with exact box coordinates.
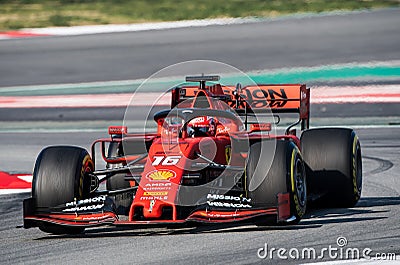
[0,93,171,108]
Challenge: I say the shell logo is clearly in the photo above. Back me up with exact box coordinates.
[146,170,176,181]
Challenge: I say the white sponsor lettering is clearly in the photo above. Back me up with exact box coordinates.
[63,204,104,212]
[207,201,252,208]
[140,196,168,200]
[144,182,172,191]
[145,183,172,187]
[144,187,172,191]
[206,194,252,208]
[65,195,106,207]
[206,194,251,203]
[152,155,181,166]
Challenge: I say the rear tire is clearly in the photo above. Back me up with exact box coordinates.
[32,146,94,234]
[246,140,307,225]
[301,128,362,207]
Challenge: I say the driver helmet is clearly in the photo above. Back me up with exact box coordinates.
[187,116,216,137]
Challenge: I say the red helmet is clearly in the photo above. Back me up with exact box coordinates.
[187,116,216,137]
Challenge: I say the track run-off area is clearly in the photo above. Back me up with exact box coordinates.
[0,8,399,265]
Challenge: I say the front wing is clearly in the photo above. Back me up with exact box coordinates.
[23,193,292,230]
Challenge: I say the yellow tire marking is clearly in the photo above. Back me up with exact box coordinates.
[290,148,296,192]
[290,146,304,217]
[79,154,93,198]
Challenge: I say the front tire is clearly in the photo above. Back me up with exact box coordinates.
[32,146,94,234]
[246,140,307,225]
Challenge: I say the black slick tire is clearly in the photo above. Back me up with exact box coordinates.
[246,140,307,225]
[32,146,94,234]
[300,128,362,207]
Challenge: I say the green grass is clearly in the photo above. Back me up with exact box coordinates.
[0,0,399,30]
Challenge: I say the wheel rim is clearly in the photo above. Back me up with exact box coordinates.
[294,158,306,207]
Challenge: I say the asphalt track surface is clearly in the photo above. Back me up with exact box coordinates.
[1,8,400,87]
[0,127,399,265]
[1,8,400,265]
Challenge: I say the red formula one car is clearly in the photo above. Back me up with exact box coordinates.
[23,75,362,234]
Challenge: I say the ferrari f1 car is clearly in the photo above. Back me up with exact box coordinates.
[23,75,362,234]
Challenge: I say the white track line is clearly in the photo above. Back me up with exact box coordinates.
[0,189,31,195]
[21,18,258,36]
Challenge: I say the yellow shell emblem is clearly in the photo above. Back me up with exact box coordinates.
[146,170,176,181]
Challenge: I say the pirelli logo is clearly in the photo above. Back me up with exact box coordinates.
[143,191,168,196]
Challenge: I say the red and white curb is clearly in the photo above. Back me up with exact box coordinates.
[0,171,32,195]
[0,31,49,40]
[0,85,399,108]
[0,92,170,108]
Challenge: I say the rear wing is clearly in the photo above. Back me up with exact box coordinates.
[171,77,310,130]
[225,85,308,112]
